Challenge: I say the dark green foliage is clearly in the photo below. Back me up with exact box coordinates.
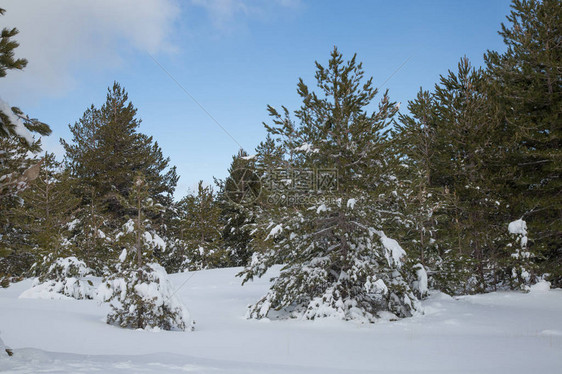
[0,140,42,278]
[0,8,27,78]
[431,57,508,292]
[485,0,561,285]
[67,188,113,272]
[0,8,51,282]
[396,58,515,294]
[394,90,442,265]
[13,154,80,259]
[62,83,178,221]
[216,149,260,267]
[392,0,560,293]
[172,181,226,270]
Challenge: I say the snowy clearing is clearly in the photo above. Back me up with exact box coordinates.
[1,266,561,373]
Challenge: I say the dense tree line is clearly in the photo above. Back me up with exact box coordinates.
[0,0,559,324]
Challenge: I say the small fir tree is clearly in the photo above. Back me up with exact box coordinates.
[100,175,192,331]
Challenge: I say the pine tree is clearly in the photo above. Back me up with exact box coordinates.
[61,83,178,270]
[255,134,284,171]
[98,174,192,331]
[217,149,260,267]
[62,83,178,220]
[241,48,419,321]
[0,141,49,280]
[393,89,447,294]
[170,181,226,271]
[484,0,562,285]
[429,57,510,293]
[0,7,52,284]
[101,262,193,331]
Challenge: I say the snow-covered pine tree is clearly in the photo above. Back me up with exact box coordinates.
[61,83,178,272]
[243,195,420,321]
[99,175,192,331]
[101,262,193,331]
[240,48,421,322]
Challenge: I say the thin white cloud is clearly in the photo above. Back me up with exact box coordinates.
[1,0,180,103]
[190,0,301,30]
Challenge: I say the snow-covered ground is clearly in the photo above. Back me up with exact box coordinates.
[1,266,561,373]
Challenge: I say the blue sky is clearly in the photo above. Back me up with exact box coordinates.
[2,0,512,198]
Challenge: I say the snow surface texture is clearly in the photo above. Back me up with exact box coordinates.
[0,334,10,357]
[1,267,561,373]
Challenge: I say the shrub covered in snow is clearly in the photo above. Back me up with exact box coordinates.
[99,263,193,331]
[20,256,95,300]
[241,197,421,323]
